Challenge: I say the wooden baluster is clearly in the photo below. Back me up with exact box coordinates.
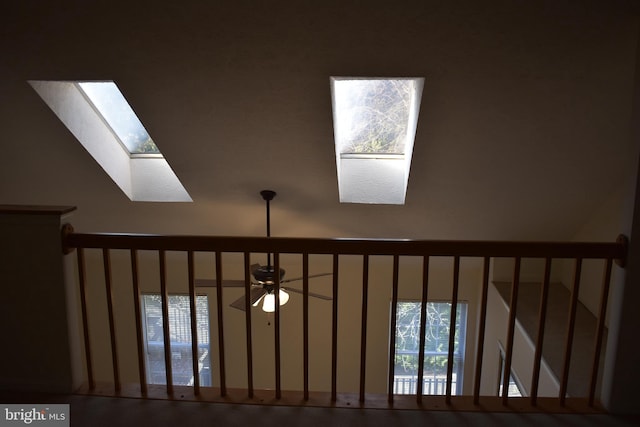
[103,248,120,393]
[446,256,461,404]
[187,250,200,395]
[303,253,310,401]
[77,248,94,390]
[214,251,226,396]
[274,253,282,399]
[501,257,521,405]
[417,256,430,404]
[559,258,582,405]
[530,257,552,406]
[159,250,173,395]
[588,258,613,406]
[359,255,370,403]
[244,252,254,398]
[387,255,400,404]
[473,256,490,405]
[331,254,339,402]
[130,249,147,395]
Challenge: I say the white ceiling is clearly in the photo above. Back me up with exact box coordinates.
[1,1,638,241]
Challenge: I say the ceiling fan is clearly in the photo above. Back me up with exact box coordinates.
[195,190,332,312]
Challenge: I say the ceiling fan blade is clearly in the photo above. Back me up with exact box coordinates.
[282,286,332,300]
[230,287,267,311]
[252,293,266,308]
[195,279,247,288]
[280,272,333,284]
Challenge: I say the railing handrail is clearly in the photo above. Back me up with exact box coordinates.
[62,226,627,263]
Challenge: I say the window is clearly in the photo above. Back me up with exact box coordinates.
[141,294,211,386]
[393,301,467,395]
[498,349,524,397]
[330,77,424,204]
[29,80,192,202]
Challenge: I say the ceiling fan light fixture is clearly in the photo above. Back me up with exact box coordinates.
[262,289,290,312]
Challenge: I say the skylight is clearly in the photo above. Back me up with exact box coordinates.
[30,80,192,202]
[331,77,423,204]
[77,82,160,154]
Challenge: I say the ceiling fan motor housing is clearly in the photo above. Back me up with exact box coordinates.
[253,265,286,283]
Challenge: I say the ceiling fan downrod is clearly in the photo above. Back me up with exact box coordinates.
[260,190,276,268]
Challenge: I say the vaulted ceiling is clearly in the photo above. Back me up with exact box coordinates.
[1,1,638,240]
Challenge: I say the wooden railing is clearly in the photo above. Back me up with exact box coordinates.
[61,224,627,412]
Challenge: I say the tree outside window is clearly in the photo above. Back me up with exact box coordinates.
[393,301,467,395]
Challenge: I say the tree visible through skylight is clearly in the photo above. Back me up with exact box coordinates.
[78,82,160,154]
[333,79,416,155]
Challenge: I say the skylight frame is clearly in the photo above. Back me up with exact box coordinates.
[331,77,424,205]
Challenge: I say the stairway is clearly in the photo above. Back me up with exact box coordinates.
[493,281,606,397]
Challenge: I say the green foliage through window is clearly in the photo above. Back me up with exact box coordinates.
[393,301,467,395]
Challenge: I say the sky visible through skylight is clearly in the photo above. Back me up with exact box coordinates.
[332,79,416,155]
[78,82,160,154]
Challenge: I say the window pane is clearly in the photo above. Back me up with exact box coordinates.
[78,81,160,154]
[393,301,467,395]
[333,79,417,154]
[142,294,211,386]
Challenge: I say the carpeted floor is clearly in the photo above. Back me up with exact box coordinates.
[1,392,639,427]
